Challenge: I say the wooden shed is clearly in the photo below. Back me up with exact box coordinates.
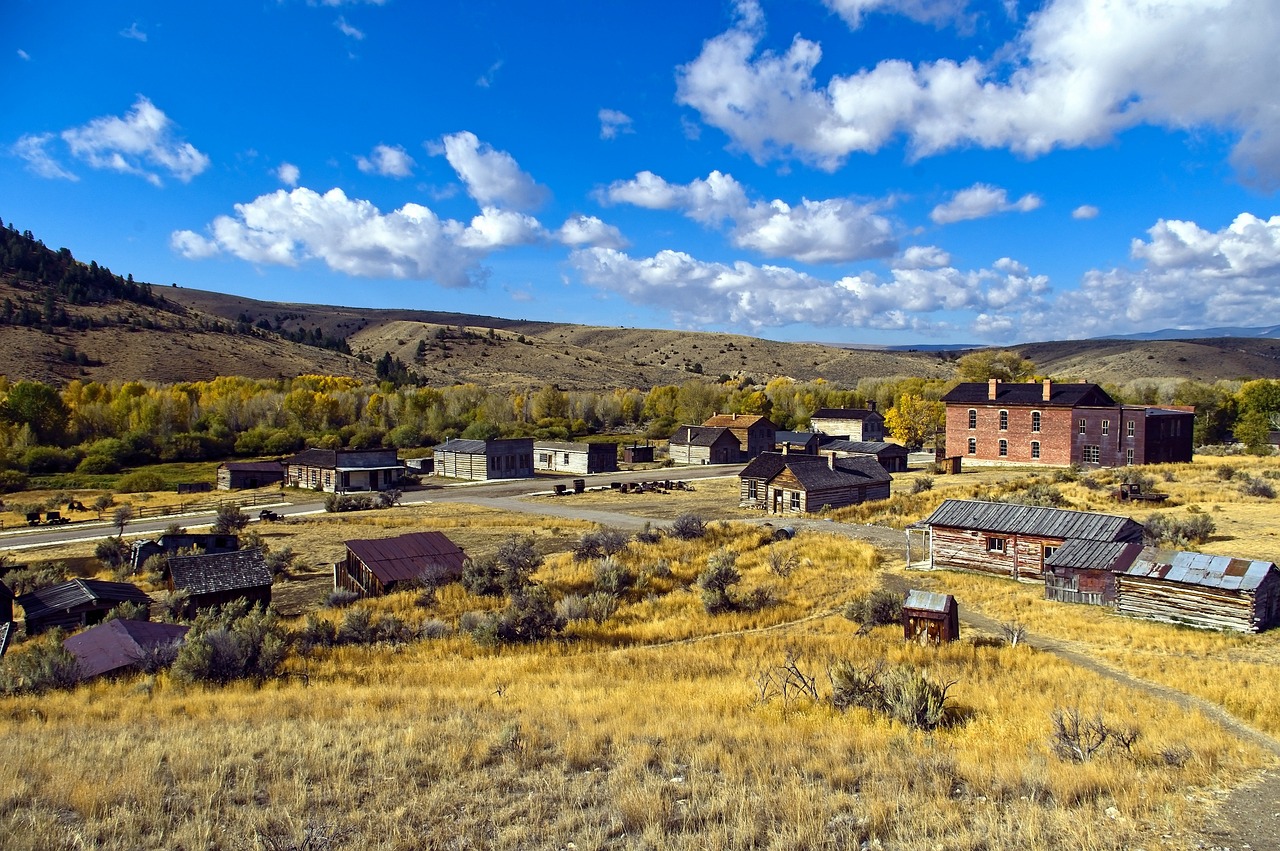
[1116,548,1280,632]
[902,590,959,643]
[668,426,741,465]
[16,579,153,636]
[168,548,272,618]
[432,438,534,481]
[1043,539,1143,605]
[216,460,285,491]
[533,440,618,475]
[623,445,654,464]
[337,531,467,598]
[819,440,910,473]
[63,619,189,681]
[131,532,240,574]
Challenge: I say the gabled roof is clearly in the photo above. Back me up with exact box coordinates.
[284,448,400,470]
[219,460,285,472]
[776,431,820,444]
[941,381,1115,407]
[822,440,908,456]
[903,590,955,614]
[811,408,884,421]
[169,548,272,596]
[702,414,776,430]
[1122,547,1279,592]
[345,531,467,585]
[17,580,152,622]
[63,619,189,680]
[740,452,892,489]
[1045,539,1144,573]
[918,499,1142,542]
[670,426,740,447]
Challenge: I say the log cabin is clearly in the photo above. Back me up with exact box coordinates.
[739,451,891,514]
[1116,548,1280,632]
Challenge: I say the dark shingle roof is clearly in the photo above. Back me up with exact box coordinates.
[918,499,1142,542]
[17,580,152,622]
[284,448,400,469]
[941,382,1115,407]
[345,531,467,585]
[811,408,883,420]
[740,452,892,489]
[822,440,908,456]
[63,619,189,680]
[776,431,819,444]
[670,426,740,447]
[169,548,272,595]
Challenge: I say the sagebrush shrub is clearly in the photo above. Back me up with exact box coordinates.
[842,589,904,627]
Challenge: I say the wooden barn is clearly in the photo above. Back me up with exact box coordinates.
[16,579,153,636]
[168,548,272,618]
[623,444,654,464]
[432,438,534,481]
[533,440,618,475]
[283,448,404,493]
[902,590,959,643]
[907,499,1144,580]
[819,440,910,473]
[63,619,189,681]
[336,531,467,598]
[668,426,741,465]
[701,413,777,459]
[1116,549,1280,633]
[1043,539,1144,605]
[738,451,892,514]
[216,460,285,491]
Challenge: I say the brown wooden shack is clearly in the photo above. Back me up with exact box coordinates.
[168,548,272,618]
[337,531,467,598]
[1043,539,1144,605]
[738,451,891,514]
[1116,548,1280,632]
[623,445,654,464]
[16,579,153,636]
[902,590,959,643]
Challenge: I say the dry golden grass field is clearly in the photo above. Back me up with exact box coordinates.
[2,456,1280,849]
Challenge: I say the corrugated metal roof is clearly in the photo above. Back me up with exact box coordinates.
[903,590,954,613]
[17,580,152,621]
[345,532,467,584]
[434,438,488,454]
[920,499,1143,542]
[1045,539,1143,572]
[63,619,189,680]
[1123,547,1278,591]
[169,548,272,595]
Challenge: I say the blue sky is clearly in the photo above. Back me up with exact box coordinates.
[3,0,1277,346]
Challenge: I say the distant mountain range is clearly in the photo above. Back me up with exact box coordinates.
[1099,325,1280,341]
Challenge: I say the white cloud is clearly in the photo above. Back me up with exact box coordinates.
[930,183,1042,224]
[823,0,972,30]
[898,245,951,268]
[457,207,546,249]
[601,169,896,263]
[277,162,300,186]
[435,131,549,210]
[599,109,635,140]
[17,49,30,60]
[1072,204,1099,220]
[678,0,1280,185]
[1055,213,1280,336]
[13,133,78,181]
[356,143,415,178]
[556,215,628,249]
[476,60,503,88]
[569,245,1048,334]
[171,187,487,287]
[335,16,364,39]
[55,96,209,185]
[119,22,147,42]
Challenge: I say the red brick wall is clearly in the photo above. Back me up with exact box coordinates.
[945,404,1074,465]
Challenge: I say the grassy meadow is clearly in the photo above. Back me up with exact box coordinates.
[2,455,1280,848]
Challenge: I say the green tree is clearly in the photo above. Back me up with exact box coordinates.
[0,380,70,445]
[955,351,1037,383]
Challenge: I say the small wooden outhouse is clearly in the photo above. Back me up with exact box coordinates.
[902,590,959,644]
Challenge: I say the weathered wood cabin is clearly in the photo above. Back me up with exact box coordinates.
[1043,539,1144,605]
[668,426,741,465]
[738,451,892,515]
[131,532,240,574]
[701,413,777,459]
[16,580,153,636]
[433,438,534,481]
[819,440,910,473]
[774,431,821,455]
[902,590,959,644]
[284,448,404,493]
[1116,549,1280,632]
[809,407,885,442]
[533,441,618,475]
[336,531,467,598]
[623,445,654,464]
[168,548,272,618]
[216,460,285,490]
[63,619,189,681]
[908,499,1144,580]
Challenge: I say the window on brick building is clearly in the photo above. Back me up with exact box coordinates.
[999,439,1008,457]
[1126,448,1134,465]
[968,409,977,429]
[1082,445,1100,464]
[1031,411,1041,432]
[967,437,976,454]
[1127,420,1135,438]
[1031,440,1040,459]
[999,409,1008,430]
[1101,419,1110,436]
[1079,418,1087,434]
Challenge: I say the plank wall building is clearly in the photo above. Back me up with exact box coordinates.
[432,438,534,481]
[738,451,891,514]
[533,441,618,475]
[819,439,910,473]
[902,590,959,644]
[701,413,777,459]
[337,531,467,598]
[1116,549,1280,633]
[668,426,741,465]
[16,580,153,636]
[216,460,285,490]
[283,448,404,493]
[809,407,886,442]
[168,548,272,618]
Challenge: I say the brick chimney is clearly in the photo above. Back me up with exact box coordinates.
[828,452,836,470]
[1043,378,1053,401]
[988,379,999,400]
[867,400,876,412]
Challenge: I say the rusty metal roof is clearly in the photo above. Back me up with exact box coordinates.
[169,548,272,595]
[1045,539,1144,573]
[17,579,152,622]
[918,499,1143,543]
[1123,547,1278,591]
[345,531,467,584]
[63,619,189,680]
[903,590,955,613]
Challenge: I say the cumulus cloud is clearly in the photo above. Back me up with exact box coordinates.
[569,245,1048,334]
[120,22,147,42]
[435,131,549,210]
[41,96,210,186]
[678,0,1280,184]
[823,0,972,30]
[171,187,488,287]
[930,183,1041,225]
[1072,204,1099,220]
[13,133,78,180]
[1056,213,1280,336]
[456,207,546,249]
[599,109,635,140]
[898,244,951,269]
[356,143,415,178]
[556,215,628,249]
[277,162,300,186]
[601,169,895,263]
[17,49,30,60]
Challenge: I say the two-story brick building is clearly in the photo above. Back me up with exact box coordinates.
[941,379,1193,468]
